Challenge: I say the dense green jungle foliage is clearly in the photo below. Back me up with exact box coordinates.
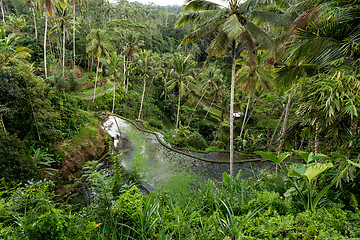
[1,0,360,238]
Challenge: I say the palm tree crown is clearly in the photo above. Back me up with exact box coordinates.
[166,52,195,129]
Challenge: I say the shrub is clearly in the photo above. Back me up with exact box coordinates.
[187,131,208,150]
[24,208,68,240]
[244,208,360,239]
[0,134,38,188]
[148,118,163,130]
[113,186,144,223]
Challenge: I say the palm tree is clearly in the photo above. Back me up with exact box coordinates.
[195,66,222,110]
[166,52,195,129]
[86,29,112,103]
[136,49,154,120]
[1,0,5,24]
[23,0,39,39]
[120,29,144,92]
[176,0,274,176]
[103,51,123,113]
[236,55,271,140]
[203,75,225,120]
[72,0,87,69]
[39,0,56,79]
[50,3,76,75]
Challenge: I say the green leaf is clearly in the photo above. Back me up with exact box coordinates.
[331,152,349,161]
[293,150,327,163]
[254,151,289,164]
[222,14,243,40]
[347,159,360,168]
[288,162,333,182]
[254,151,277,162]
[278,152,291,163]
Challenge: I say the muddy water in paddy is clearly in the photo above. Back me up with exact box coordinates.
[102,116,274,191]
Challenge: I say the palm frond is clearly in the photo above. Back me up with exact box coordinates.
[184,0,222,12]
[239,0,260,12]
[176,10,223,27]
[275,64,318,88]
[244,21,274,53]
[251,10,292,28]
[180,14,224,45]
[207,30,230,57]
[286,0,325,15]
[222,14,244,40]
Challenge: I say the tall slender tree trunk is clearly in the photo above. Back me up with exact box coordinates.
[268,109,285,151]
[204,96,215,119]
[214,110,224,142]
[0,116,6,135]
[91,53,94,70]
[186,90,207,127]
[176,90,181,129]
[314,122,320,155]
[349,119,357,147]
[73,1,76,69]
[0,0,5,24]
[31,7,37,39]
[138,76,146,119]
[57,38,61,62]
[62,24,65,76]
[229,40,236,176]
[112,77,116,114]
[44,13,48,79]
[277,91,294,155]
[195,90,207,109]
[239,95,251,140]
[92,59,100,103]
[124,56,128,92]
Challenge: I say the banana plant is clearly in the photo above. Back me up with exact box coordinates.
[254,150,360,211]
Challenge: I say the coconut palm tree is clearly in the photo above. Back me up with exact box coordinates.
[176,0,274,176]
[120,29,144,92]
[72,0,87,69]
[86,29,112,103]
[195,66,223,110]
[103,51,123,114]
[23,0,39,39]
[136,49,154,120]
[50,3,77,75]
[236,55,271,140]
[1,0,5,24]
[166,52,195,129]
[39,0,56,79]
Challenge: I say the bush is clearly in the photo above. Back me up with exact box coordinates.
[25,208,68,240]
[148,118,163,130]
[171,124,208,150]
[187,131,208,150]
[244,208,360,239]
[0,134,38,188]
[113,186,144,223]
[68,71,81,92]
